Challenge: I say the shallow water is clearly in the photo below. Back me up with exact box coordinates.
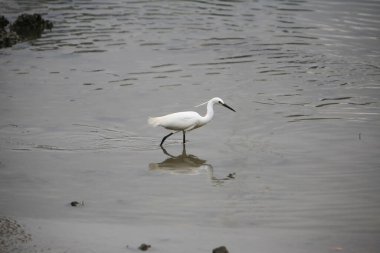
[1,0,380,252]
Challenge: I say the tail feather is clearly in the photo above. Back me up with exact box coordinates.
[148,117,161,127]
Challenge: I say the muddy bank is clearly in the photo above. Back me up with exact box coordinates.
[0,14,52,48]
[0,217,33,252]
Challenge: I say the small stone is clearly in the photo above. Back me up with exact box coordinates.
[212,246,229,253]
[138,243,151,251]
[70,201,80,206]
[70,201,84,207]
[227,173,236,179]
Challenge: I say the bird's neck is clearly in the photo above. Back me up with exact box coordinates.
[200,101,214,125]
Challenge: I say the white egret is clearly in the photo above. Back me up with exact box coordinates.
[148,97,235,146]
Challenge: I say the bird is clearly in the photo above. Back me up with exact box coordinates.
[148,97,235,147]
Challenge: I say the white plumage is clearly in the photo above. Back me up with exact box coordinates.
[149,112,202,131]
[148,97,235,147]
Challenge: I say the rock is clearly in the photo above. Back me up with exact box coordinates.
[138,243,151,251]
[70,201,84,207]
[0,16,9,31]
[0,30,19,48]
[212,246,229,253]
[0,13,53,48]
[11,13,53,39]
[70,201,80,206]
[0,15,18,48]
[227,172,236,179]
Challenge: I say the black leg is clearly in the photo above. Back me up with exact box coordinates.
[160,132,174,147]
[182,131,186,144]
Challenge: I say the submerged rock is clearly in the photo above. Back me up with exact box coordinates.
[0,13,53,48]
[212,246,229,253]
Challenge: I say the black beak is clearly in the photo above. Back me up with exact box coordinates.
[221,103,236,112]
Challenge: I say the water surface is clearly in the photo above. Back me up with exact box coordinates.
[0,0,380,252]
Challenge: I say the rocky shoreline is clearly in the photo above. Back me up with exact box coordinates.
[0,13,52,48]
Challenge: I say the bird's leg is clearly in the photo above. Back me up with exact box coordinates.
[160,132,174,147]
[182,131,186,144]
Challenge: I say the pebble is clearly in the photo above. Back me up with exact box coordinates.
[70,201,84,207]
[138,243,151,251]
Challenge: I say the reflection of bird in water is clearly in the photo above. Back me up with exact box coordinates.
[149,144,208,175]
[149,144,236,184]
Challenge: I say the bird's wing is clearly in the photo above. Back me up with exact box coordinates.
[159,111,201,131]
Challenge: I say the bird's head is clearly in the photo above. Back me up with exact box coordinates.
[214,97,236,112]
[195,97,235,112]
